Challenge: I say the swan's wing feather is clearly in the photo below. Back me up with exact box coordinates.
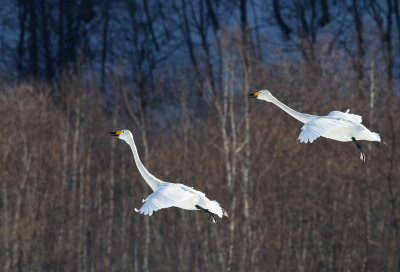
[137,184,196,216]
[298,117,350,143]
[328,110,362,124]
[179,184,206,197]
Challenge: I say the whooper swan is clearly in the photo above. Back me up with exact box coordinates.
[249,90,384,162]
[110,129,228,222]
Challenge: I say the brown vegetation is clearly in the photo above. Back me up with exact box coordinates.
[1,53,399,271]
[1,0,400,271]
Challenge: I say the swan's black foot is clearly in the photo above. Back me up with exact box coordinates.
[195,205,217,223]
[352,137,366,163]
[208,213,217,223]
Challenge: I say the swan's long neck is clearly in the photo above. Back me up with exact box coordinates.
[268,95,315,123]
[126,136,162,192]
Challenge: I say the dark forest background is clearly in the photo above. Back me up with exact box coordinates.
[1,0,400,271]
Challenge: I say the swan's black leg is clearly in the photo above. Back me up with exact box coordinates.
[195,204,207,212]
[195,205,217,223]
[208,213,217,223]
[351,137,366,163]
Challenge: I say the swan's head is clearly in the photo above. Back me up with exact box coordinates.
[249,90,274,102]
[110,129,133,143]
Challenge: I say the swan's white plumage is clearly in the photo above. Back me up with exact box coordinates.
[208,200,224,218]
[250,90,382,161]
[299,116,353,143]
[111,129,227,221]
[137,183,198,216]
[328,110,362,124]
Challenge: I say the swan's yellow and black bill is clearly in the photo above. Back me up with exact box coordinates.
[110,131,122,137]
[249,91,260,98]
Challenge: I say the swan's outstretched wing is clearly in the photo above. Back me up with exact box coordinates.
[328,110,362,124]
[136,184,197,216]
[298,117,350,143]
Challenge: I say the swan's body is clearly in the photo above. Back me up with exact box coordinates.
[249,90,383,162]
[110,129,227,222]
[298,110,380,143]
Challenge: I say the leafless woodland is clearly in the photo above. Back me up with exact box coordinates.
[1,0,400,271]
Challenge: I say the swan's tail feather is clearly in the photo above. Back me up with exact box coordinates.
[209,200,225,218]
[372,132,381,142]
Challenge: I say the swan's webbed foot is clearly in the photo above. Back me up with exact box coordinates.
[208,213,217,223]
[195,205,217,223]
[351,137,366,163]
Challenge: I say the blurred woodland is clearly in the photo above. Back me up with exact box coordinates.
[1,0,400,271]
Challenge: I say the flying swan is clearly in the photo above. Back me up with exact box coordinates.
[249,90,384,162]
[110,129,228,222]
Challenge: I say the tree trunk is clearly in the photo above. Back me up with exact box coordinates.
[101,1,110,91]
[11,137,32,271]
[28,0,38,77]
[40,0,52,81]
[239,1,252,270]
[2,145,10,271]
[140,110,151,272]
[107,104,119,271]
[17,0,28,78]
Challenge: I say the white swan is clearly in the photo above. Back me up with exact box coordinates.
[110,129,228,222]
[249,90,383,162]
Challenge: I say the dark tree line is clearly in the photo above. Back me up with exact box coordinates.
[1,0,400,271]
[1,1,399,92]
